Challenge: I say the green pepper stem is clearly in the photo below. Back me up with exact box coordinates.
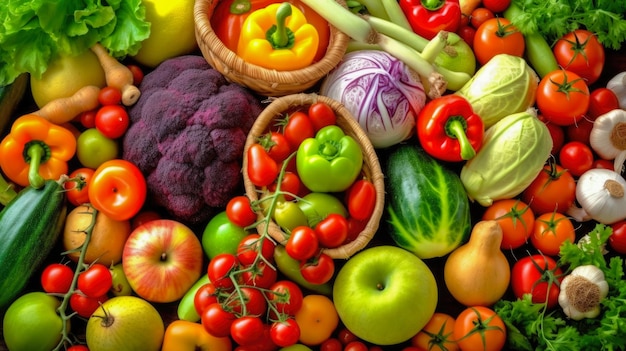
[270,3,293,48]
[446,116,476,160]
[230,0,252,15]
[0,173,17,206]
[26,143,47,189]
[421,0,445,11]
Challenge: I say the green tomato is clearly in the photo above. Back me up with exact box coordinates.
[76,128,119,169]
[273,200,308,232]
[3,292,68,351]
[297,192,348,227]
[202,211,249,259]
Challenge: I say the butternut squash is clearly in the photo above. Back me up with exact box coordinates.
[90,43,141,106]
[32,85,101,124]
[443,220,511,307]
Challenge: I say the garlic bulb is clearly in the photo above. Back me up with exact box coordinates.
[558,265,609,320]
[606,71,626,110]
[568,168,626,224]
[589,109,626,160]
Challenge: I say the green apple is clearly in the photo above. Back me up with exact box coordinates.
[332,245,438,345]
[77,128,119,169]
[434,32,477,90]
[202,211,248,259]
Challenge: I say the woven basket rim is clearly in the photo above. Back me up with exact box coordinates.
[242,93,385,259]
[194,0,350,96]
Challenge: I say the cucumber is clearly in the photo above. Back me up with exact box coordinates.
[0,74,28,135]
[383,144,471,259]
[0,179,67,309]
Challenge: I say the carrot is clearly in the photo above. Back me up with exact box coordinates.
[32,85,101,125]
[460,0,482,17]
[90,43,141,106]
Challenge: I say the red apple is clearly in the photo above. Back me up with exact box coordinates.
[122,219,204,303]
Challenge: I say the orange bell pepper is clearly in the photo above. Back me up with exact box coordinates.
[237,2,319,71]
[0,114,76,189]
[161,320,232,351]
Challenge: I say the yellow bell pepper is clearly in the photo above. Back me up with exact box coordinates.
[0,114,76,189]
[237,2,319,71]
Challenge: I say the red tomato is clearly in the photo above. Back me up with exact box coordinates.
[536,69,590,126]
[314,213,349,249]
[282,111,315,150]
[70,292,108,318]
[264,131,292,164]
[344,341,369,351]
[127,64,144,85]
[346,217,367,244]
[521,163,576,216]
[587,88,620,119]
[320,338,343,351]
[482,0,511,13]
[89,159,147,221]
[207,253,239,290]
[609,220,626,254]
[553,29,605,85]
[473,17,525,65]
[411,312,458,351]
[270,318,301,347]
[131,210,162,230]
[79,109,97,129]
[456,25,476,48]
[95,105,130,139]
[231,316,265,346]
[531,212,576,256]
[240,261,278,289]
[337,327,359,345]
[541,119,565,155]
[194,282,218,315]
[98,86,122,106]
[227,286,268,317]
[482,199,535,250]
[511,255,564,309]
[67,345,89,351]
[286,226,319,261]
[453,306,506,351]
[226,195,257,228]
[470,8,495,29]
[41,263,74,294]
[269,280,304,317]
[64,167,95,207]
[236,234,276,266]
[201,302,236,338]
[346,179,377,221]
[558,141,594,177]
[300,253,335,285]
[247,143,279,187]
[565,117,594,146]
[593,158,614,170]
[308,102,337,132]
[268,171,301,201]
[77,263,113,298]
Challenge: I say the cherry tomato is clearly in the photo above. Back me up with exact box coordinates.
[453,306,506,351]
[482,0,511,13]
[89,159,147,221]
[268,171,301,201]
[511,254,563,309]
[314,213,349,249]
[541,119,565,155]
[470,8,495,29]
[270,318,301,347]
[320,338,343,351]
[201,302,236,338]
[346,217,367,244]
[131,210,162,230]
[456,25,476,48]
[127,64,144,85]
[337,327,359,345]
[565,117,594,146]
[41,263,74,294]
[521,162,576,216]
[346,179,377,221]
[226,195,257,228]
[207,253,239,290]
[473,17,524,65]
[536,69,590,126]
[240,260,278,289]
[77,263,113,298]
[587,88,620,119]
[344,341,368,351]
[67,345,90,351]
[553,29,605,85]
[227,286,268,317]
[609,220,626,255]
[482,199,535,250]
[194,282,218,315]
[64,167,95,207]
[236,234,276,266]
[231,316,265,346]
[247,143,280,187]
[593,158,614,170]
[559,141,594,177]
[264,131,292,164]
[269,280,304,317]
[308,102,337,132]
[286,226,319,261]
[411,313,458,351]
[531,212,576,256]
[79,109,97,129]
[300,253,335,285]
[282,111,315,150]
[98,86,123,106]
[70,292,108,318]
[95,105,130,139]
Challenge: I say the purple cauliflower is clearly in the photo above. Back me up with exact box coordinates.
[123,55,263,225]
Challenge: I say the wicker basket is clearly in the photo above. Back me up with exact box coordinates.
[242,94,385,259]
[194,0,350,97]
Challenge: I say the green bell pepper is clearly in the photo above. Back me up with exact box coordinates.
[296,125,363,193]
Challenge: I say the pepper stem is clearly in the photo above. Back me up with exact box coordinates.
[0,174,17,206]
[446,116,476,160]
[25,142,48,189]
[269,3,293,48]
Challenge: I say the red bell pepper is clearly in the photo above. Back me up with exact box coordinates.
[211,0,330,62]
[399,0,462,40]
[416,95,484,162]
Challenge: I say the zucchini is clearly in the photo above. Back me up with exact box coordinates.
[0,179,67,309]
[0,73,28,136]
[383,144,471,259]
